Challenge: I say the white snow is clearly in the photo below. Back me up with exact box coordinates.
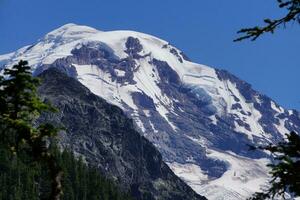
[72,61,177,131]
[224,81,268,140]
[143,109,151,117]
[0,52,14,62]
[131,111,146,132]
[0,24,287,141]
[255,95,263,105]
[169,149,270,200]
[179,64,270,141]
[1,23,296,200]
[288,110,294,115]
[271,101,284,113]
[209,115,218,125]
[199,149,269,200]
[187,135,213,147]
[184,135,270,199]
[167,162,208,186]
[114,69,126,77]
[275,118,290,137]
[149,120,159,133]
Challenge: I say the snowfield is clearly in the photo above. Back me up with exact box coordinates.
[1,23,299,200]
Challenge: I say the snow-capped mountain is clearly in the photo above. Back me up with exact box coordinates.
[37,68,206,200]
[1,23,300,199]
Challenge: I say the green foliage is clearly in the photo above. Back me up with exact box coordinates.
[0,60,57,155]
[0,60,63,199]
[0,61,134,199]
[249,132,300,199]
[235,2,300,197]
[0,146,134,200]
[235,0,300,41]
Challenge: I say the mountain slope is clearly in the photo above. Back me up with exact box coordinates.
[1,23,300,199]
[37,68,206,200]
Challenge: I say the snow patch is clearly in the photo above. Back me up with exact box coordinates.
[114,69,126,77]
[168,149,270,200]
[275,118,290,137]
[1,23,298,200]
[149,121,159,133]
[271,101,284,113]
[167,162,208,186]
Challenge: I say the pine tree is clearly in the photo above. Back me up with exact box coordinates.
[249,132,300,199]
[0,60,62,200]
[0,146,135,200]
[0,61,135,200]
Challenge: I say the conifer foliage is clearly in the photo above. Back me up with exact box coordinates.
[0,61,133,200]
[0,60,63,200]
[0,146,133,200]
[249,132,300,199]
[235,0,300,41]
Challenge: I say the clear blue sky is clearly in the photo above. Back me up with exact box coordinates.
[1,0,299,110]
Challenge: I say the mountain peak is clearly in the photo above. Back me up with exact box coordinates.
[43,23,100,41]
[1,24,300,200]
[0,24,188,70]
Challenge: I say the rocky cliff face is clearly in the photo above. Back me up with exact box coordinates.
[1,23,300,199]
[37,68,206,200]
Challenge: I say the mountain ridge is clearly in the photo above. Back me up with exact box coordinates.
[1,23,300,199]
[37,67,206,200]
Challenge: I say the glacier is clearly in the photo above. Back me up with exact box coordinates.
[1,23,300,199]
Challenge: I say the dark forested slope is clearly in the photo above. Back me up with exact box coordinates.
[37,68,206,200]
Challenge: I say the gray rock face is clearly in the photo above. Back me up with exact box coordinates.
[216,69,300,142]
[125,37,143,58]
[162,43,190,63]
[38,68,206,200]
[34,44,229,179]
[29,41,300,198]
[33,41,300,197]
[2,24,300,199]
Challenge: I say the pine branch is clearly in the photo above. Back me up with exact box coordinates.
[235,0,300,42]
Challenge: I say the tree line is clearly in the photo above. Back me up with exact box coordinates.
[0,61,133,200]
